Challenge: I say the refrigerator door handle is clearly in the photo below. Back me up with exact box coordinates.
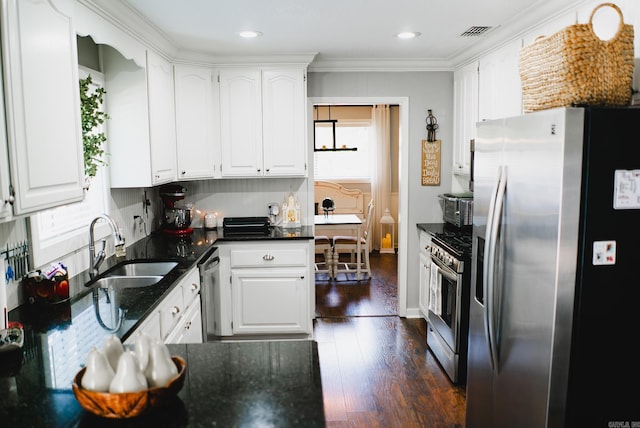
[484,165,507,371]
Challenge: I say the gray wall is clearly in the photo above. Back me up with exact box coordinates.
[307,71,453,315]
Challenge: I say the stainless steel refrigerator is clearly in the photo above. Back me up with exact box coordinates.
[466,107,640,428]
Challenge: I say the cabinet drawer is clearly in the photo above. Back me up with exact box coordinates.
[159,286,184,340]
[419,230,432,253]
[180,268,201,308]
[230,247,308,268]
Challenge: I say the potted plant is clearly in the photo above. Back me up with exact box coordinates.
[79,75,109,187]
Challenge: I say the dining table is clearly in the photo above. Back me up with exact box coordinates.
[314,214,363,280]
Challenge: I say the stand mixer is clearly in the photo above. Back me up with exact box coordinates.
[159,184,193,235]
[267,202,280,226]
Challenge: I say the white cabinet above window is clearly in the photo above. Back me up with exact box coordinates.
[0,0,84,220]
[219,67,307,178]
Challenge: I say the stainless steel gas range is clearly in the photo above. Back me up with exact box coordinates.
[425,227,472,384]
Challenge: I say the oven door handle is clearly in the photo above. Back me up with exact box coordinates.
[428,255,457,282]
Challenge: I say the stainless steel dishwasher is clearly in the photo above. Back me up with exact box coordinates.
[197,246,219,342]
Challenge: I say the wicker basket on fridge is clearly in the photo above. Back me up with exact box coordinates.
[519,3,634,113]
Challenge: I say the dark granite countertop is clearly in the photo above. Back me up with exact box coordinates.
[416,222,447,234]
[0,341,325,427]
[1,226,321,427]
[10,226,314,345]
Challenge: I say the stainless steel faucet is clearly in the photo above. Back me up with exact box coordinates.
[89,213,126,277]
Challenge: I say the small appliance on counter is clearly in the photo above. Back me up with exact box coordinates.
[438,192,473,228]
[267,202,280,226]
[159,184,193,235]
[223,217,271,235]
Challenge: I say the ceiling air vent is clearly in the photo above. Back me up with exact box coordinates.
[459,26,493,37]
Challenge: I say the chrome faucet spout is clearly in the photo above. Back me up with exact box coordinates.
[89,213,126,277]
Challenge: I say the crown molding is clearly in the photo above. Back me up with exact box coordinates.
[308,58,454,73]
[174,51,318,68]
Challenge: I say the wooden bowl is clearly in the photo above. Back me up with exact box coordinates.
[72,356,186,419]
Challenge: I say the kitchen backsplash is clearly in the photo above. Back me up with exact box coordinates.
[0,178,309,310]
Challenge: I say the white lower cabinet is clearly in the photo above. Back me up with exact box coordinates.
[418,230,432,320]
[165,294,203,344]
[124,266,203,345]
[419,252,431,320]
[124,311,161,345]
[232,268,308,335]
[217,241,313,338]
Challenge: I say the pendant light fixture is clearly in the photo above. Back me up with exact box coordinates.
[313,105,357,152]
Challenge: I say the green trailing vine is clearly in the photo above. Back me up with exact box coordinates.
[79,75,109,179]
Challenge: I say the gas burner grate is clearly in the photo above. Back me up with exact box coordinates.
[431,230,472,258]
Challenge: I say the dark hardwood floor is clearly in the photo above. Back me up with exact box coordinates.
[314,251,467,427]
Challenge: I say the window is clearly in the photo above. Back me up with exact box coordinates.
[29,67,110,268]
[313,105,372,180]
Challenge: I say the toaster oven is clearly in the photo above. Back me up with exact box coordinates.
[439,193,473,228]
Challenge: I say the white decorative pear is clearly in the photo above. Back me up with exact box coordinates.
[81,347,114,392]
[109,350,148,393]
[133,332,152,372]
[102,335,124,372]
[145,342,178,388]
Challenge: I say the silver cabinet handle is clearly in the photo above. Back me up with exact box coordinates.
[190,283,198,291]
[171,306,180,315]
[262,254,274,261]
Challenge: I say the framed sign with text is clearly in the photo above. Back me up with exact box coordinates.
[421,139,441,186]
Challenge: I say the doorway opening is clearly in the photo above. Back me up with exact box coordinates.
[308,97,409,318]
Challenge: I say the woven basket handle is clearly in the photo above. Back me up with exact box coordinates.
[589,2,625,41]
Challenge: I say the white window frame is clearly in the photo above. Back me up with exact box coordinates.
[29,66,111,268]
[313,118,373,181]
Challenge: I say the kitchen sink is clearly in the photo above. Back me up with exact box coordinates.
[86,260,179,289]
[101,261,178,278]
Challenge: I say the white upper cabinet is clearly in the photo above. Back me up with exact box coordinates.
[262,69,307,176]
[0,0,84,218]
[103,47,177,187]
[174,65,221,180]
[219,67,307,178]
[452,61,478,176]
[219,69,263,177]
[478,40,523,122]
[146,50,177,184]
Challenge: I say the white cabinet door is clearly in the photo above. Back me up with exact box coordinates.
[231,268,309,335]
[103,47,178,188]
[165,294,203,344]
[123,310,162,345]
[219,68,307,178]
[262,69,307,176]
[419,252,431,320]
[0,0,84,216]
[418,230,432,320]
[0,64,12,221]
[174,65,221,180]
[146,50,177,185]
[478,40,522,122]
[452,61,478,177]
[219,69,263,177]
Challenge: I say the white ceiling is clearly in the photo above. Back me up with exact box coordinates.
[120,0,584,69]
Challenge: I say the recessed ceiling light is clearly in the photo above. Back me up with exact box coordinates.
[239,30,262,38]
[397,32,421,39]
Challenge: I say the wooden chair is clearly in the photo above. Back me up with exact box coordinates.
[332,200,374,280]
[314,235,333,278]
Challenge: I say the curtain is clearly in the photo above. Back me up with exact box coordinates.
[371,105,392,251]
